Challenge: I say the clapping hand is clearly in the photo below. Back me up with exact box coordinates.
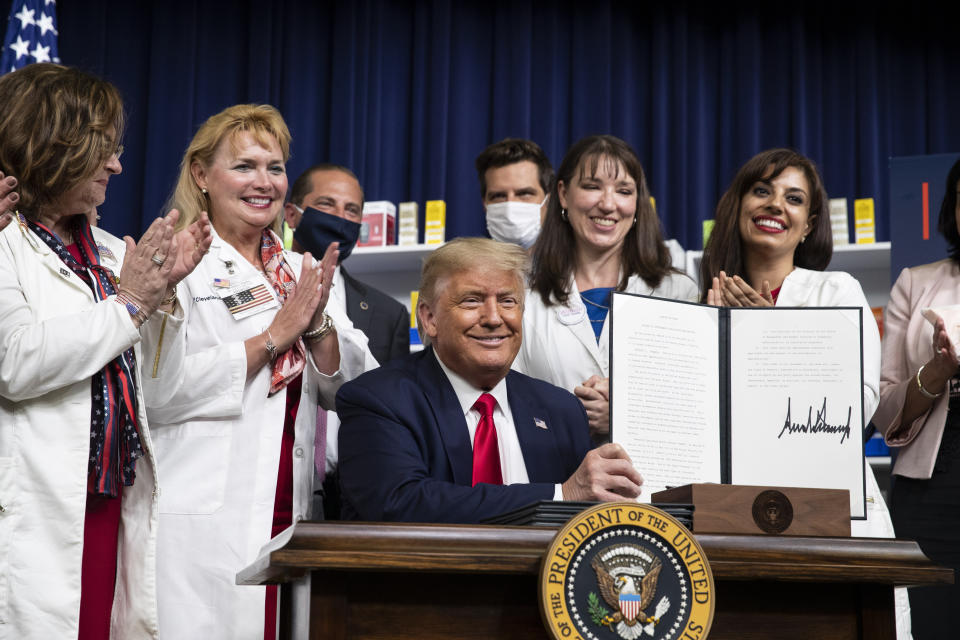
[929,317,960,379]
[166,210,212,286]
[707,271,774,307]
[267,243,339,352]
[1,171,19,231]
[309,241,339,328]
[117,215,177,322]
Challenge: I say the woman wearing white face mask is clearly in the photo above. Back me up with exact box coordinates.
[476,138,554,249]
[513,135,699,440]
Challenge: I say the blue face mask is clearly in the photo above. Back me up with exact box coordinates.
[292,205,362,263]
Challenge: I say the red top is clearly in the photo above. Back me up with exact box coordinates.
[70,241,123,640]
[264,373,301,640]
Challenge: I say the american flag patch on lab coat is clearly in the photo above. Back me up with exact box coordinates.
[222,284,273,315]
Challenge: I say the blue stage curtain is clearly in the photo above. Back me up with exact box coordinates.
[5,0,957,248]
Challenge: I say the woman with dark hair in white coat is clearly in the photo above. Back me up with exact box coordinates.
[701,147,909,639]
[515,135,698,440]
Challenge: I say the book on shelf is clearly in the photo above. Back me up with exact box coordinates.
[398,201,418,246]
[829,197,850,246]
[854,198,876,244]
[359,201,396,247]
[424,200,446,245]
[609,293,866,518]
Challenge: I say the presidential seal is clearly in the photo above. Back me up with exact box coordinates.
[540,503,714,640]
[751,490,793,534]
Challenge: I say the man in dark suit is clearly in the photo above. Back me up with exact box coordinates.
[337,237,643,523]
[285,165,410,519]
[284,164,409,365]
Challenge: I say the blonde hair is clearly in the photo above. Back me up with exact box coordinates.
[417,237,529,345]
[167,104,291,231]
[0,63,124,218]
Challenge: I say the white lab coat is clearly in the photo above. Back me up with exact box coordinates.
[513,271,700,391]
[139,229,376,640]
[777,267,881,420]
[0,221,160,640]
[771,267,910,639]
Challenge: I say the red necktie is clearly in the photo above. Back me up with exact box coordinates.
[471,393,503,486]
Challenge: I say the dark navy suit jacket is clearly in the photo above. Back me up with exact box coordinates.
[341,266,409,366]
[336,347,592,523]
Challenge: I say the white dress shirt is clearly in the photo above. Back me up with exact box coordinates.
[323,263,362,475]
[435,351,565,499]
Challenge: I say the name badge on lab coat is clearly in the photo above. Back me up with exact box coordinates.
[556,301,586,325]
[215,277,278,320]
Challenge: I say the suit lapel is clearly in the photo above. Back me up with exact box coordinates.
[341,267,373,335]
[507,372,564,482]
[417,347,474,486]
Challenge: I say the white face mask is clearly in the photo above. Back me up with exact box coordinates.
[485,196,547,249]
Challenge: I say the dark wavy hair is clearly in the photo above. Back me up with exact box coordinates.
[475,138,554,200]
[0,63,125,218]
[699,148,832,299]
[530,135,673,305]
[937,156,960,264]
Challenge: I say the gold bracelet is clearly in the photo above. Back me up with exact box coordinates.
[161,285,178,307]
[303,313,334,342]
[916,364,944,400]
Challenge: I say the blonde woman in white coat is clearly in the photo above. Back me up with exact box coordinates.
[514,135,698,440]
[701,148,907,639]
[0,64,210,640]
[141,105,377,640]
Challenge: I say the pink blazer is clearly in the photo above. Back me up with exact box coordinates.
[874,258,960,479]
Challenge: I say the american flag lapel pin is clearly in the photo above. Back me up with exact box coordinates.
[534,417,548,430]
[97,244,116,262]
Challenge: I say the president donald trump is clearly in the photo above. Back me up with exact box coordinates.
[336,237,643,523]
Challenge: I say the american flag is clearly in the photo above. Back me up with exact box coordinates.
[1,0,59,74]
[222,284,274,315]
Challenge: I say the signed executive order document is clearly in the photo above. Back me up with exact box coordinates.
[609,294,866,518]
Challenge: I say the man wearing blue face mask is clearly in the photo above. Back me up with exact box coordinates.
[284,164,409,366]
[284,165,411,518]
[475,138,555,249]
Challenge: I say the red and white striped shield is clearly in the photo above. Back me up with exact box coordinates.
[620,593,642,622]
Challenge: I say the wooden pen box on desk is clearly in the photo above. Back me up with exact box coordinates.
[653,483,851,537]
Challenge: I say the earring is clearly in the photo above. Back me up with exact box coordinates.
[633,215,638,225]
[800,235,806,244]
[561,208,568,222]
[201,188,208,195]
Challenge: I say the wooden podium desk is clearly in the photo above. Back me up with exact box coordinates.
[237,521,952,640]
